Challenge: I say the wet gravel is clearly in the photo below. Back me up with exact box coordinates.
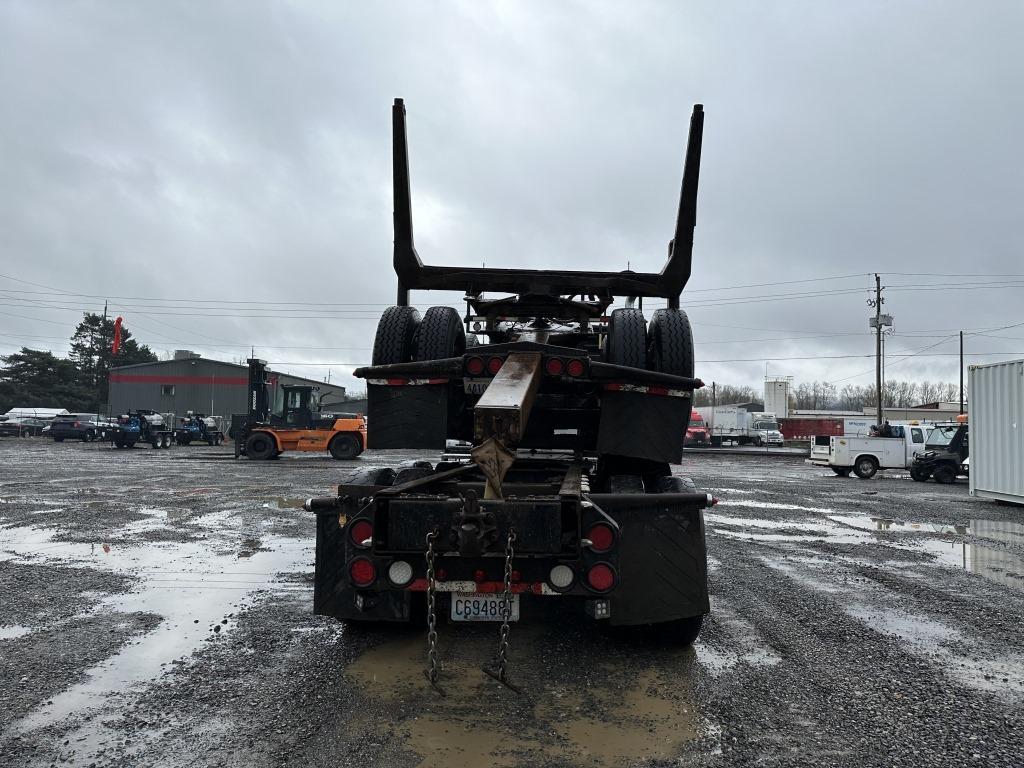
[0,439,1022,766]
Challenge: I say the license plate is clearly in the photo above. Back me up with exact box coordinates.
[463,379,489,395]
[450,593,519,622]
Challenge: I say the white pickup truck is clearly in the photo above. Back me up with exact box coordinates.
[809,423,928,478]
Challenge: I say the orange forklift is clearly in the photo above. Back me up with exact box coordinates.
[233,359,366,460]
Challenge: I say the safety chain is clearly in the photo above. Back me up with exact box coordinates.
[483,527,522,693]
[424,528,445,696]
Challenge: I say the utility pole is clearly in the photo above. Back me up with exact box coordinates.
[867,274,891,426]
[959,331,964,415]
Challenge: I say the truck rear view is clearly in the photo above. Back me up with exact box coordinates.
[307,99,714,690]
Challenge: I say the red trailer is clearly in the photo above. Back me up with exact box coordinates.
[778,417,843,440]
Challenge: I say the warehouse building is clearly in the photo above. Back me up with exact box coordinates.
[108,351,347,419]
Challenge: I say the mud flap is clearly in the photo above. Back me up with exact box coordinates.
[313,503,412,622]
[607,502,709,625]
[597,391,688,464]
[367,383,449,449]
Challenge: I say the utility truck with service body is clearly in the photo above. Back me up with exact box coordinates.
[305,99,715,693]
[809,423,927,478]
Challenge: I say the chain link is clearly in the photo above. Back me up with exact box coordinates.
[424,528,444,695]
[483,527,521,692]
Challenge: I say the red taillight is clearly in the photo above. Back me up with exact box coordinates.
[545,358,565,376]
[436,568,447,581]
[586,563,616,592]
[487,356,504,375]
[349,519,373,548]
[566,359,585,377]
[511,570,522,582]
[466,356,485,376]
[349,558,376,587]
[474,569,487,583]
[586,523,615,553]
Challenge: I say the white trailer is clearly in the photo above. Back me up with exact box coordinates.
[698,405,783,447]
[809,423,928,478]
[968,359,1024,505]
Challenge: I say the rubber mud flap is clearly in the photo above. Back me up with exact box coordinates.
[597,391,688,464]
[313,500,411,622]
[607,500,709,626]
[367,383,448,449]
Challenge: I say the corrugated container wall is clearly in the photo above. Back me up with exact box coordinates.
[968,359,1024,505]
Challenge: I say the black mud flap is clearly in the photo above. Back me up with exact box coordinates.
[606,502,709,626]
[313,506,411,622]
[367,383,448,449]
[596,391,688,464]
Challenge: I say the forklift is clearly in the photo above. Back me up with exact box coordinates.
[233,359,366,460]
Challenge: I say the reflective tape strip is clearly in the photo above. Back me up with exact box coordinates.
[366,378,450,386]
[603,382,692,398]
[406,579,557,595]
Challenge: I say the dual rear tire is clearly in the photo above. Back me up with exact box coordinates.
[372,305,466,365]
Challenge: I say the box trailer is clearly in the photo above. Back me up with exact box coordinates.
[968,359,1024,505]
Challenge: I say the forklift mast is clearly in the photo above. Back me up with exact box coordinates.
[247,358,271,423]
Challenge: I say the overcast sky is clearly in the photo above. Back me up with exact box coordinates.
[2,1,1022,396]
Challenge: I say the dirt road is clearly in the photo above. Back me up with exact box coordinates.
[0,439,1021,766]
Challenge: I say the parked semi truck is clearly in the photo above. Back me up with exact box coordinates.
[305,99,714,692]
[696,405,782,446]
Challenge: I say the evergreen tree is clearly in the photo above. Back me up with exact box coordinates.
[0,348,92,412]
[68,313,156,409]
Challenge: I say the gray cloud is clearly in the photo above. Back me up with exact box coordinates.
[1,0,1022,395]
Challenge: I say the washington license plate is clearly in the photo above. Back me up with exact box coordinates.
[450,593,520,622]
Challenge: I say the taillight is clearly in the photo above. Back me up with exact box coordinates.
[566,359,585,377]
[586,563,616,592]
[466,356,485,376]
[349,558,376,587]
[473,569,487,583]
[586,523,615,553]
[349,519,373,548]
[545,357,565,376]
[487,356,504,375]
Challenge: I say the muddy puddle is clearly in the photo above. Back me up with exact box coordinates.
[708,509,1024,593]
[346,626,698,767]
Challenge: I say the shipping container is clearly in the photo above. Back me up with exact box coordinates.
[968,359,1024,505]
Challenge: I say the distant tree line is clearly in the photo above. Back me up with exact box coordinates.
[0,313,156,413]
[694,379,962,411]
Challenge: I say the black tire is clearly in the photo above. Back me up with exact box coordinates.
[206,437,215,446]
[665,614,704,647]
[179,436,191,446]
[84,429,95,442]
[853,456,878,479]
[754,436,763,447]
[54,436,65,443]
[647,308,694,377]
[151,439,160,449]
[650,475,697,494]
[372,306,421,365]
[393,464,435,485]
[415,306,466,361]
[932,464,956,484]
[245,432,277,460]
[606,308,647,369]
[832,467,852,477]
[910,466,929,482]
[328,434,362,460]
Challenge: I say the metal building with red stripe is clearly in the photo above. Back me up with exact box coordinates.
[108,351,348,419]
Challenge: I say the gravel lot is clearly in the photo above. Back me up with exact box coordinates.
[0,438,1022,767]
